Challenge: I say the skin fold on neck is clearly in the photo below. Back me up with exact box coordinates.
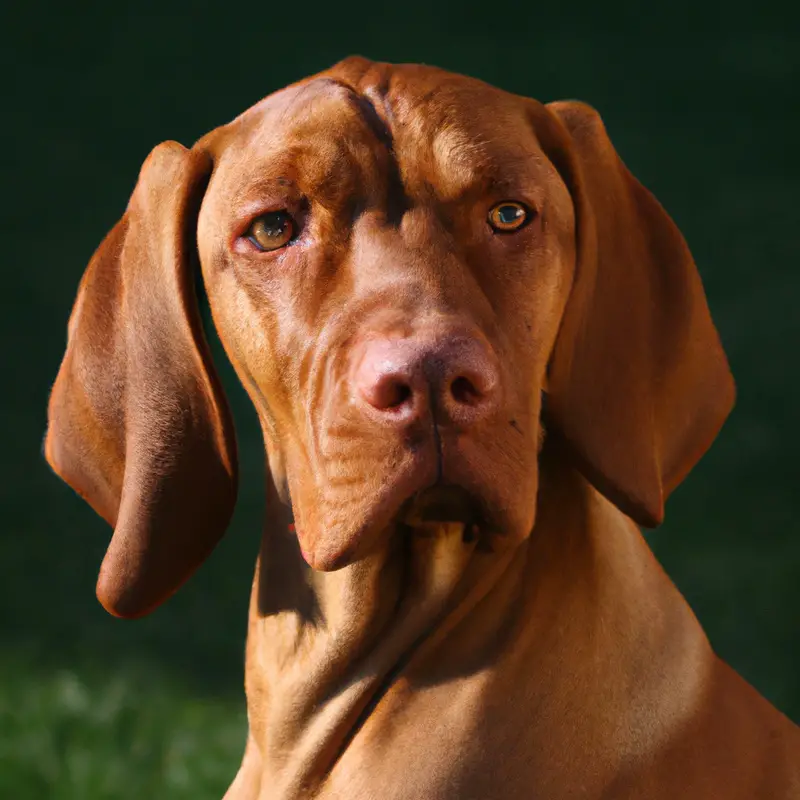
[238,438,712,798]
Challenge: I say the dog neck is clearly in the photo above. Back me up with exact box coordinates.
[242,440,712,796]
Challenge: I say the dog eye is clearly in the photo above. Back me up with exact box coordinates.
[488,202,529,232]
[246,211,295,251]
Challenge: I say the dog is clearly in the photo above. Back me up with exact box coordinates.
[45,57,800,798]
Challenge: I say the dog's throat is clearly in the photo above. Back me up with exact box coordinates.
[265,501,490,794]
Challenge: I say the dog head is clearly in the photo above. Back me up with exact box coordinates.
[45,57,734,617]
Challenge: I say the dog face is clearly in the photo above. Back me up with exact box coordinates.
[195,69,574,571]
[45,57,734,617]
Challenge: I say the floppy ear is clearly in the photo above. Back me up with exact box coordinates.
[45,141,238,618]
[540,101,735,527]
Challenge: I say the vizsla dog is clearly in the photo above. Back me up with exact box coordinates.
[45,57,799,798]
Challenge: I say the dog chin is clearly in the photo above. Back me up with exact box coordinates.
[299,520,475,571]
[299,534,366,571]
[294,503,405,571]
[294,489,480,571]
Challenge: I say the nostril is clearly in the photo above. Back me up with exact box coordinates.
[450,375,482,405]
[440,350,499,425]
[380,379,413,410]
[358,366,418,412]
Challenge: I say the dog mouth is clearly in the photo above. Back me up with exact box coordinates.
[290,480,497,570]
[397,484,485,543]
[288,446,500,568]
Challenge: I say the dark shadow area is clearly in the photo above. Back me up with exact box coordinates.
[2,0,797,725]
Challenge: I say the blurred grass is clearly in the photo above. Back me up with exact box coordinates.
[0,654,246,799]
[1,0,798,796]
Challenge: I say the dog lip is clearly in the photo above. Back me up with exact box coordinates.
[401,483,484,526]
[290,454,440,570]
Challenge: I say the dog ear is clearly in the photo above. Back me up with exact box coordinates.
[539,101,735,527]
[45,142,238,618]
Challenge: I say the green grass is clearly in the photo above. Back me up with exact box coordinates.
[0,655,246,800]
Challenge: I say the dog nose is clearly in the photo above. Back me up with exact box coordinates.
[353,335,499,427]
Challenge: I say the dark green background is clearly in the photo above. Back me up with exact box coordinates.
[2,1,798,796]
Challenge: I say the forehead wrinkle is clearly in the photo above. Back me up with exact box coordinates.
[219,80,398,216]
[431,125,494,198]
[275,78,394,154]
[233,77,381,157]
[382,82,540,203]
[249,76,401,209]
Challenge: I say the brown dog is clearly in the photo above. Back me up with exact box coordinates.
[45,57,799,798]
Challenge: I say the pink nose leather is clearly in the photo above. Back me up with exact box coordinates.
[353,335,499,428]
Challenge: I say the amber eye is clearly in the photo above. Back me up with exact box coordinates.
[488,202,529,232]
[246,211,295,251]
